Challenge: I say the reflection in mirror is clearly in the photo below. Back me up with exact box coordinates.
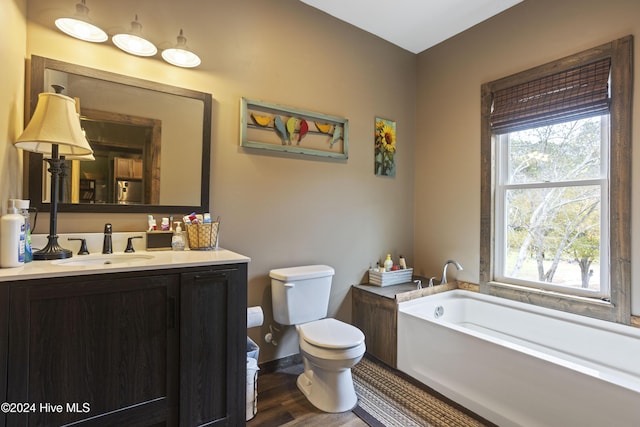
[59,109,160,205]
[27,55,212,214]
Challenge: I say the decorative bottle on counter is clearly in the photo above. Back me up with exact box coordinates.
[383,254,393,271]
[0,200,26,268]
[399,255,407,270]
[13,199,32,263]
[172,222,185,251]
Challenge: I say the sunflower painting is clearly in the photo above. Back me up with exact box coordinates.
[374,118,396,176]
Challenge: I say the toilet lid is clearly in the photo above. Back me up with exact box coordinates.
[298,318,364,349]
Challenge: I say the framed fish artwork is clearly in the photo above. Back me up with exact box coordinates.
[240,97,348,159]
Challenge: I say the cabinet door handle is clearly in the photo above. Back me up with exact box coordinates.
[167,296,177,329]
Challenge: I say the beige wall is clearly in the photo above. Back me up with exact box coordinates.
[7,0,639,364]
[414,0,640,315]
[1,0,26,214]
[14,0,417,362]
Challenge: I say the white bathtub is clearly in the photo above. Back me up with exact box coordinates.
[397,289,640,427]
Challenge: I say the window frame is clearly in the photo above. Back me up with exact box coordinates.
[480,36,633,324]
[494,117,610,299]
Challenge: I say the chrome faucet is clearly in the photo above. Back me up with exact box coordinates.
[415,277,437,289]
[441,259,463,284]
[102,223,113,254]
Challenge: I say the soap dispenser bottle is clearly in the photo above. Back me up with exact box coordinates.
[172,222,185,251]
[13,199,32,263]
[0,200,26,268]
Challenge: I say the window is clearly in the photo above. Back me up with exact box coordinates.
[480,36,632,323]
[495,116,609,299]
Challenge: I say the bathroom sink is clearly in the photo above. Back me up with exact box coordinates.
[53,254,154,267]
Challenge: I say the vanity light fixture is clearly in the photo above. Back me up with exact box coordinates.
[54,0,108,43]
[14,91,94,260]
[112,15,157,57]
[162,29,201,68]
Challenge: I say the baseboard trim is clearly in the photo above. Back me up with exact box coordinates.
[258,353,303,375]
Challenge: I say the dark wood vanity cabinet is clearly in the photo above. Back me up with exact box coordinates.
[0,283,8,421]
[2,262,247,427]
[180,267,247,427]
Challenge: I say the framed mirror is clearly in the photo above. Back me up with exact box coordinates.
[26,55,212,213]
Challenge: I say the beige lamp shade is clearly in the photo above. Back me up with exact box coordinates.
[63,152,96,161]
[45,152,96,161]
[15,93,93,156]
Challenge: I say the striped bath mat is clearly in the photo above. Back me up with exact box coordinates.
[351,357,493,427]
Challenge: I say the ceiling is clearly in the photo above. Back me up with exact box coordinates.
[299,0,523,54]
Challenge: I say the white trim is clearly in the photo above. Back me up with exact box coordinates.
[493,116,610,300]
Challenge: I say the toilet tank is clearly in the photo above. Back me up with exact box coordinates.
[270,265,335,325]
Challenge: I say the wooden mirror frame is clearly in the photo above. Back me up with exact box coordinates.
[25,55,212,214]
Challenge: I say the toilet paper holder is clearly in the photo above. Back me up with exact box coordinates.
[265,324,279,346]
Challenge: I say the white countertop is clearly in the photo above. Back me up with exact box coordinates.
[0,233,250,282]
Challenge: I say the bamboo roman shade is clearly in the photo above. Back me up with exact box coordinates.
[490,58,611,133]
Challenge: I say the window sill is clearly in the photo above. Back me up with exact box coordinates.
[484,281,621,324]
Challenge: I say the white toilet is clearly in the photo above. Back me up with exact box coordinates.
[270,265,366,413]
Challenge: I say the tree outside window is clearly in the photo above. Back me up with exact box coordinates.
[497,116,606,296]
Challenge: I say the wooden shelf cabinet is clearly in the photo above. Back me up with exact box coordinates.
[1,262,247,427]
[352,285,400,367]
[79,178,96,202]
[114,157,143,180]
[352,280,457,368]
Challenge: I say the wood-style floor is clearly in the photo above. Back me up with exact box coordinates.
[246,364,367,427]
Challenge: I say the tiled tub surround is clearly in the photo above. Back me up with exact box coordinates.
[397,290,640,427]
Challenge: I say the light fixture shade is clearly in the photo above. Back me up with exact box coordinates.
[113,15,157,56]
[162,48,201,68]
[54,152,96,161]
[54,1,107,43]
[65,128,96,160]
[162,30,201,68]
[15,93,93,157]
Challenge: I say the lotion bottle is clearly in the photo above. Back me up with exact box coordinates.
[383,254,393,271]
[399,255,407,270]
[0,201,26,268]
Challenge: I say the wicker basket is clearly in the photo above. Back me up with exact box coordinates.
[186,221,219,250]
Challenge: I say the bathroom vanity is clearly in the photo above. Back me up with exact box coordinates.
[352,280,457,367]
[0,249,249,427]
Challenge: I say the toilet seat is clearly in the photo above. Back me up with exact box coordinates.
[298,318,364,349]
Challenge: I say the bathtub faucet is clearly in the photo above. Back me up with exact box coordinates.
[441,259,463,284]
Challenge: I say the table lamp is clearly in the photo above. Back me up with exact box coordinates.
[14,92,94,260]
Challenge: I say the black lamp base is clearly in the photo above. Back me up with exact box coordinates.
[34,146,73,261]
[33,236,72,260]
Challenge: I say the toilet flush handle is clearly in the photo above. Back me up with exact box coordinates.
[284,282,295,288]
